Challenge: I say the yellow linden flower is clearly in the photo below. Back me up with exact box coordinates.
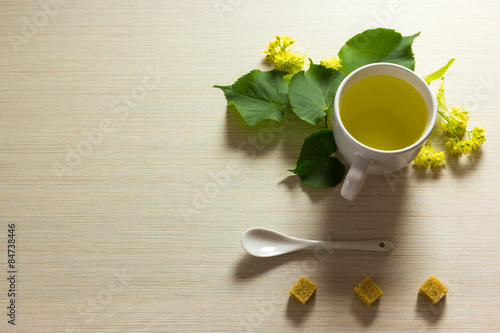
[445,127,485,155]
[446,138,469,155]
[413,142,446,169]
[320,56,342,70]
[264,35,306,74]
[273,50,307,74]
[440,106,469,137]
[469,126,486,149]
[264,35,294,62]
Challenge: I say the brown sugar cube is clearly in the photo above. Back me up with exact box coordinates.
[289,276,317,305]
[354,277,383,307]
[418,275,448,305]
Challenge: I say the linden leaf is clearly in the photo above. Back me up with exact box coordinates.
[338,28,420,73]
[288,62,346,126]
[288,129,346,187]
[214,69,289,126]
[422,58,455,84]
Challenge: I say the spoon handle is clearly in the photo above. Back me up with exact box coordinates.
[317,240,393,252]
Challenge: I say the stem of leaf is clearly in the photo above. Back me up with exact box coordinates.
[437,109,449,122]
[340,68,349,75]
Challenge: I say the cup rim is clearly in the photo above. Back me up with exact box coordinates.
[333,62,437,154]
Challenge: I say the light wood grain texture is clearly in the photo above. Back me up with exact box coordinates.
[1,0,500,331]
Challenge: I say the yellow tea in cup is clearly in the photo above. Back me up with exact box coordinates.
[339,75,428,151]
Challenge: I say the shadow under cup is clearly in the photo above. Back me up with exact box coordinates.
[332,63,437,201]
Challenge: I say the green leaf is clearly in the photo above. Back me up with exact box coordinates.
[288,129,346,187]
[338,28,420,73]
[288,62,346,126]
[214,69,289,126]
[422,58,455,84]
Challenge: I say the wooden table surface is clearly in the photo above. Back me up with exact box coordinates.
[1,1,500,331]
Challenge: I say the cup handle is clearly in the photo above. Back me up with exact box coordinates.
[341,154,373,201]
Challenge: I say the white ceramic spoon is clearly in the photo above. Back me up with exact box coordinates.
[241,227,393,257]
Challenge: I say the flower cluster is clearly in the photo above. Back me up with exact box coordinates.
[440,106,469,137]
[264,35,307,74]
[445,126,486,155]
[414,77,485,168]
[320,56,342,71]
[437,79,485,155]
[413,142,447,169]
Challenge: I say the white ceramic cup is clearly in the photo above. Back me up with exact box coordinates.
[332,63,437,201]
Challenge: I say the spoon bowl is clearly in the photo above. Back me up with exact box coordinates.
[242,227,393,257]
